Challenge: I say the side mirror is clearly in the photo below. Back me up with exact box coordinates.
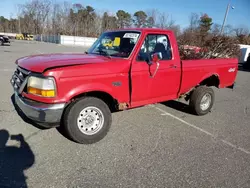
[148,52,162,78]
[147,52,162,65]
[151,52,163,63]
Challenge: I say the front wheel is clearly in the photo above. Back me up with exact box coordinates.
[189,86,214,116]
[63,97,112,144]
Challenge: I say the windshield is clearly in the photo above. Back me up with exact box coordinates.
[88,31,141,58]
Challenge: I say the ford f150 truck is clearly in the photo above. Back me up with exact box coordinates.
[10,28,238,144]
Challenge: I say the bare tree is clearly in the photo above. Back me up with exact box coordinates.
[146,9,157,27]
[18,0,51,34]
[169,24,181,36]
[189,12,199,31]
[158,12,168,29]
[233,26,249,37]
[224,24,233,36]
[166,15,176,28]
[101,12,118,32]
[233,26,250,44]
[211,23,221,35]
[1,0,247,47]
[93,14,102,37]
[212,23,234,36]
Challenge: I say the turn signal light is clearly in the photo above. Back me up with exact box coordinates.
[28,86,55,97]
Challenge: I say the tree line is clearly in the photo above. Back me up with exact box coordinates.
[0,0,180,37]
[0,0,248,40]
[0,0,249,59]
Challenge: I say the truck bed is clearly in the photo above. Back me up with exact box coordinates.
[179,58,238,95]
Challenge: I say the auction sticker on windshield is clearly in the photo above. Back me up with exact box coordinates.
[123,33,139,39]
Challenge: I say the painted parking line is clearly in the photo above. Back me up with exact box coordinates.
[35,50,43,54]
[0,69,14,72]
[151,104,250,155]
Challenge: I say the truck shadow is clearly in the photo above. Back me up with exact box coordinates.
[11,94,49,130]
[56,126,75,143]
[161,100,194,115]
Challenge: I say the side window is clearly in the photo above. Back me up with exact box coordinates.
[137,34,172,61]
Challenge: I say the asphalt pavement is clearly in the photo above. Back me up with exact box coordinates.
[0,40,250,188]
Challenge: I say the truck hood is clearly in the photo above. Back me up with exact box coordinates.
[16,53,111,73]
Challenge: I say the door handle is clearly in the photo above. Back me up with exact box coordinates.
[169,64,177,68]
[150,62,160,78]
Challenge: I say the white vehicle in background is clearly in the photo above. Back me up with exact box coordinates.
[239,44,250,64]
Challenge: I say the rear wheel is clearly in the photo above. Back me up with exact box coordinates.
[189,86,214,115]
[63,97,112,144]
[1,40,3,46]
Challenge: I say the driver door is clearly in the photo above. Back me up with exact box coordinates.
[130,32,181,107]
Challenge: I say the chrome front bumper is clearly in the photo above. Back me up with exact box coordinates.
[14,92,65,126]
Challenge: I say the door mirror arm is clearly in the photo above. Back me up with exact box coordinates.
[148,52,162,78]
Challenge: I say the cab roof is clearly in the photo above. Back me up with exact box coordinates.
[104,27,174,34]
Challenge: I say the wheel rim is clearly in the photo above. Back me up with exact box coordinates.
[77,106,104,135]
[200,93,212,111]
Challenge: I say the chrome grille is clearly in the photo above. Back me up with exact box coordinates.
[10,66,30,93]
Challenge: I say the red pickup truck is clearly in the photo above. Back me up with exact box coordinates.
[10,28,238,144]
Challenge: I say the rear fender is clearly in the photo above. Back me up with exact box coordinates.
[198,73,220,87]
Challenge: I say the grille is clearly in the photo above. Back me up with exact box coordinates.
[11,66,30,93]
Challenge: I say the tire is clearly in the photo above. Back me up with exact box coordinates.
[63,97,112,144]
[243,63,250,70]
[1,40,3,46]
[189,86,214,116]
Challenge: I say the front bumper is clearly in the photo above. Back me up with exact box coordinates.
[14,92,65,127]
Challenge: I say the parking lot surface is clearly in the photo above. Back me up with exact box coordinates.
[1,40,250,188]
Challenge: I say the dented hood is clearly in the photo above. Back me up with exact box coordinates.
[16,53,111,73]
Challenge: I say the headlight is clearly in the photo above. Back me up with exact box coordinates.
[27,76,56,97]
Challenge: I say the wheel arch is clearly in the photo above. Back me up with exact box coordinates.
[182,74,220,101]
[67,90,119,112]
[199,74,220,88]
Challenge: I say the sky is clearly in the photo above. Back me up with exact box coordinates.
[0,0,249,30]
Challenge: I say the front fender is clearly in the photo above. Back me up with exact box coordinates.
[63,83,116,102]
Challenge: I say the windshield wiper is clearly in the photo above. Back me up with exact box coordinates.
[97,49,111,59]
